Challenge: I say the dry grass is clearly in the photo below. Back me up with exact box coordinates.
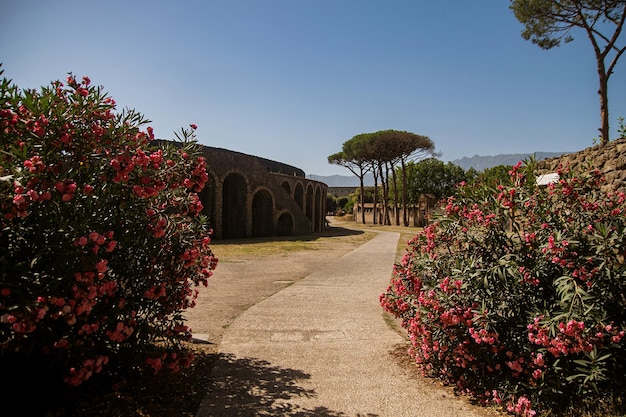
[212,225,375,260]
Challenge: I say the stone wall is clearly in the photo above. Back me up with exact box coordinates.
[198,145,328,239]
[155,140,327,239]
[535,137,626,192]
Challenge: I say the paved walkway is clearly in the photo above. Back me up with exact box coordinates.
[196,229,491,417]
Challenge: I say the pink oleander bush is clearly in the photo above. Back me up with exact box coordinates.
[381,159,626,416]
[0,69,217,402]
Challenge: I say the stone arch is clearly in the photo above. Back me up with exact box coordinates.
[294,182,304,210]
[252,189,274,237]
[276,211,294,236]
[222,172,247,239]
[305,184,314,224]
[198,171,217,229]
[282,181,291,196]
[314,185,322,232]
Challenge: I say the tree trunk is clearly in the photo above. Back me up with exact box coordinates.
[401,158,409,226]
[384,163,392,225]
[372,167,379,225]
[391,166,399,226]
[378,163,390,225]
[359,169,366,225]
[584,20,615,145]
[598,69,610,145]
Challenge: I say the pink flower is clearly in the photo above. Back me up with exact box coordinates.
[146,357,163,374]
[95,259,108,273]
[105,241,117,252]
[12,194,25,205]
[506,360,523,373]
[27,190,39,201]
[1,314,17,324]
[54,338,69,350]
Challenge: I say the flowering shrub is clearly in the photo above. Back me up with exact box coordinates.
[381,160,626,415]
[0,69,217,393]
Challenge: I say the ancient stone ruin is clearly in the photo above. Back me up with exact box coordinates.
[535,137,626,192]
[193,145,327,239]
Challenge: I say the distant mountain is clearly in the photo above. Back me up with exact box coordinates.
[308,173,375,187]
[311,152,570,187]
[451,152,568,171]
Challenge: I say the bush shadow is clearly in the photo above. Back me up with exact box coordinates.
[213,224,364,245]
[319,224,364,238]
[199,353,378,417]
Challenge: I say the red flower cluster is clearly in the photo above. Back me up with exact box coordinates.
[0,71,217,389]
[381,160,626,414]
[528,317,624,357]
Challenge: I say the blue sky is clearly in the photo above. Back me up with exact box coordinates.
[2,1,625,177]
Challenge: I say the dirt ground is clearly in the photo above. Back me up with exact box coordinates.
[184,223,377,352]
[185,222,503,417]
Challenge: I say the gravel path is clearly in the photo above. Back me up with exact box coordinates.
[190,225,498,417]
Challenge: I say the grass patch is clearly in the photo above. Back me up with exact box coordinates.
[211,226,374,260]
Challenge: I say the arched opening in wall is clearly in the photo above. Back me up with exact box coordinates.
[282,181,291,195]
[222,173,247,239]
[314,186,322,232]
[276,212,294,236]
[305,185,313,223]
[294,183,304,210]
[198,173,216,229]
[252,190,274,237]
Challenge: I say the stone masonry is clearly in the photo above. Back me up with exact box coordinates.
[535,137,626,192]
[195,145,327,240]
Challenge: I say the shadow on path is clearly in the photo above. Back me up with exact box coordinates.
[198,353,379,417]
[212,224,364,245]
[319,224,365,238]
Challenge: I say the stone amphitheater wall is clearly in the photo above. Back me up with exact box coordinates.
[155,141,327,239]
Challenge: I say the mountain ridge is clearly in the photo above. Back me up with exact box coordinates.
[312,152,569,187]
[451,151,567,171]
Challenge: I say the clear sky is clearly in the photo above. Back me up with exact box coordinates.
[2,1,625,177]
